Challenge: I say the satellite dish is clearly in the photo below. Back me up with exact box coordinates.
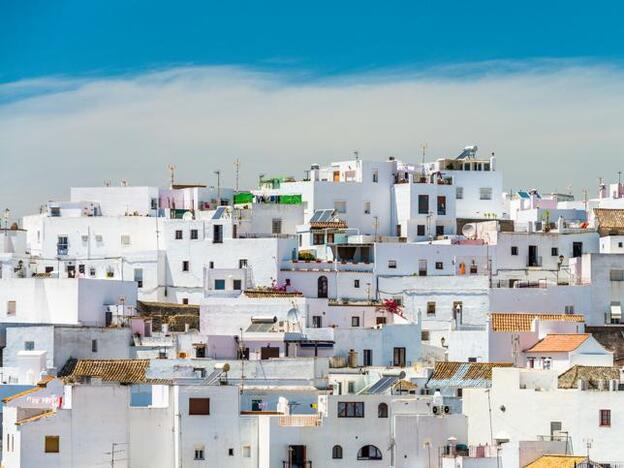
[182,211,194,220]
[462,223,477,239]
[286,308,299,324]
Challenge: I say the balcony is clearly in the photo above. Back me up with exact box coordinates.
[278,415,321,427]
[57,245,69,256]
[527,256,542,268]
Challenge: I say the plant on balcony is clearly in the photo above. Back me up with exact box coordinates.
[298,251,316,262]
[376,299,404,317]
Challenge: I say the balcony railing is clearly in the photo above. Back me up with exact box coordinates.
[527,256,542,267]
[278,415,321,427]
[57,245,69,256]
[282,462,312,468]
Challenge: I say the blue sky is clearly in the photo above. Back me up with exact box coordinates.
[1,1,624,219]
[2,0,624,82]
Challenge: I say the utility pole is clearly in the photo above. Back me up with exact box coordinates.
[214,170,221,206]
[168,164,175,189]
[234,159,240,192]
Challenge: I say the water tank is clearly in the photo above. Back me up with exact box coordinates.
[348,349,359,368]
[462,223,477,239]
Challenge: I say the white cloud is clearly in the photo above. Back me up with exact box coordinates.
[1,62,623,218]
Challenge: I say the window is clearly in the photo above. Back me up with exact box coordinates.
[120,234,130,246]
[468,357,477,363]
[194,448,205,460]
[190,229,198,240]
[209,261,214,269]
[354,279,360,288]
[610,269,624,281]
[542,357,552,370]
[312,233,325,245]
[351,316,360,327]
[312,315,322,328]
[348,382,355,394]
[214,279,225,290]
[437,196,446,215]
[7,300,16,316]
[89,267,96,277]
[427,301,436,316]
[372,170,378,183]
[272,218,282,234]
[182,261,190,272]
[228,448,234,456]
[393,347,406,367]
[44,436,60,453]
[334,201,347,213]
[134,268,143,288]
[233,279,242,290]
[417,224,425,236]
[24,341,35,351]
[436,225,444,237]
[357,445,382,460]
[456,187,463,199]
[57,236,68,255]
[551,247,559,256]
[364,201,371,214]
[243,446,251,458]
[511,246,518,256]
[189,398,210,415]
[564,305,575,314]
[175,230,183,240]
[213,225,223,243]
[378,403,388,418]
[363,349,372,366]
[182,298,189,305]
[332,445,343,459]
[479,187,492,200]
[619,242,624,248]
[435,261,443,270]
[572,241,583,258]
[388,260,397,269]
[91,339,98,353]
[239,259,248,269]
[337,401,364,418]
[151,198,158,210]
[418,194,429,214]
[600,409,611,427]
[419,259,427,276]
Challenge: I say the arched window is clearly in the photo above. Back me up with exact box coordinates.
[357,445,382,460]
[317,275,328,298]
[332,445,343,459]
[377,403,388,418]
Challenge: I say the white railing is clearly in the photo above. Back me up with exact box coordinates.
[278,415,321,427]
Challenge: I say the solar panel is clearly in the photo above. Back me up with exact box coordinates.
[310,209,334,223]
[517,191,530,199]
[366,375,399,394]
[212,206,226,220]
[203,369,223,385]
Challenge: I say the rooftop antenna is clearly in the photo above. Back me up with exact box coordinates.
[354,150,359,160]
[420,143,428,175]
[168,164,175,189]
[234,159,240,192]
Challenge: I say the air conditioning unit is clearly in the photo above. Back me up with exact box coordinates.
[432,405,451,415]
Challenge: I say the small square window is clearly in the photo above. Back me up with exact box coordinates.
[388,260,397,269]
[189,398,210,415]
[175,230,183,240]
[24,341,35,351]
[182,298,189,305]
[511,246,518,256]
[351,316,360,327]
[354,279,360,288]
[479,187,492,200]
[417,225,425,236]
[228,448,234,456]
[233,279,242,290]
[600,409,611,427]
[182,261,190,272]
[435,262,443,270]
[194,448,205,460]
[120,235,131,246]
[456,187,463,199]
[619,242,623,248]
[427,302,436,316]
[214,279,225,290]
[6,300,16,316]
[44,436,60,453]
[551,247,559,256]
[190,229,198,240]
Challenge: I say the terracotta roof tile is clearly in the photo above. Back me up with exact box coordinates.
[59,359,152,384]
[526,334,590,353]
[2,376,57,403]
[525,455,589,468]
[491,313,584,332]
[594,208,624,236]
[427,362,512,388]
[309,221,348,229]
[558,365,620,389]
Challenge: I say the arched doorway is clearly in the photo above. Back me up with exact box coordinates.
[317,275,328,298]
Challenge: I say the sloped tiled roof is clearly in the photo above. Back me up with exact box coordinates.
[594,208,624,236]
[3,375,57,403]
[426,361,512,389]
[309,220,348,229]
[558,365,620,389]
[586,326,624,365]
[525,455,589,468]
[526,334,590,353]
[491,313,584,332]
[16,410,56,426]
[59,359,154,384]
